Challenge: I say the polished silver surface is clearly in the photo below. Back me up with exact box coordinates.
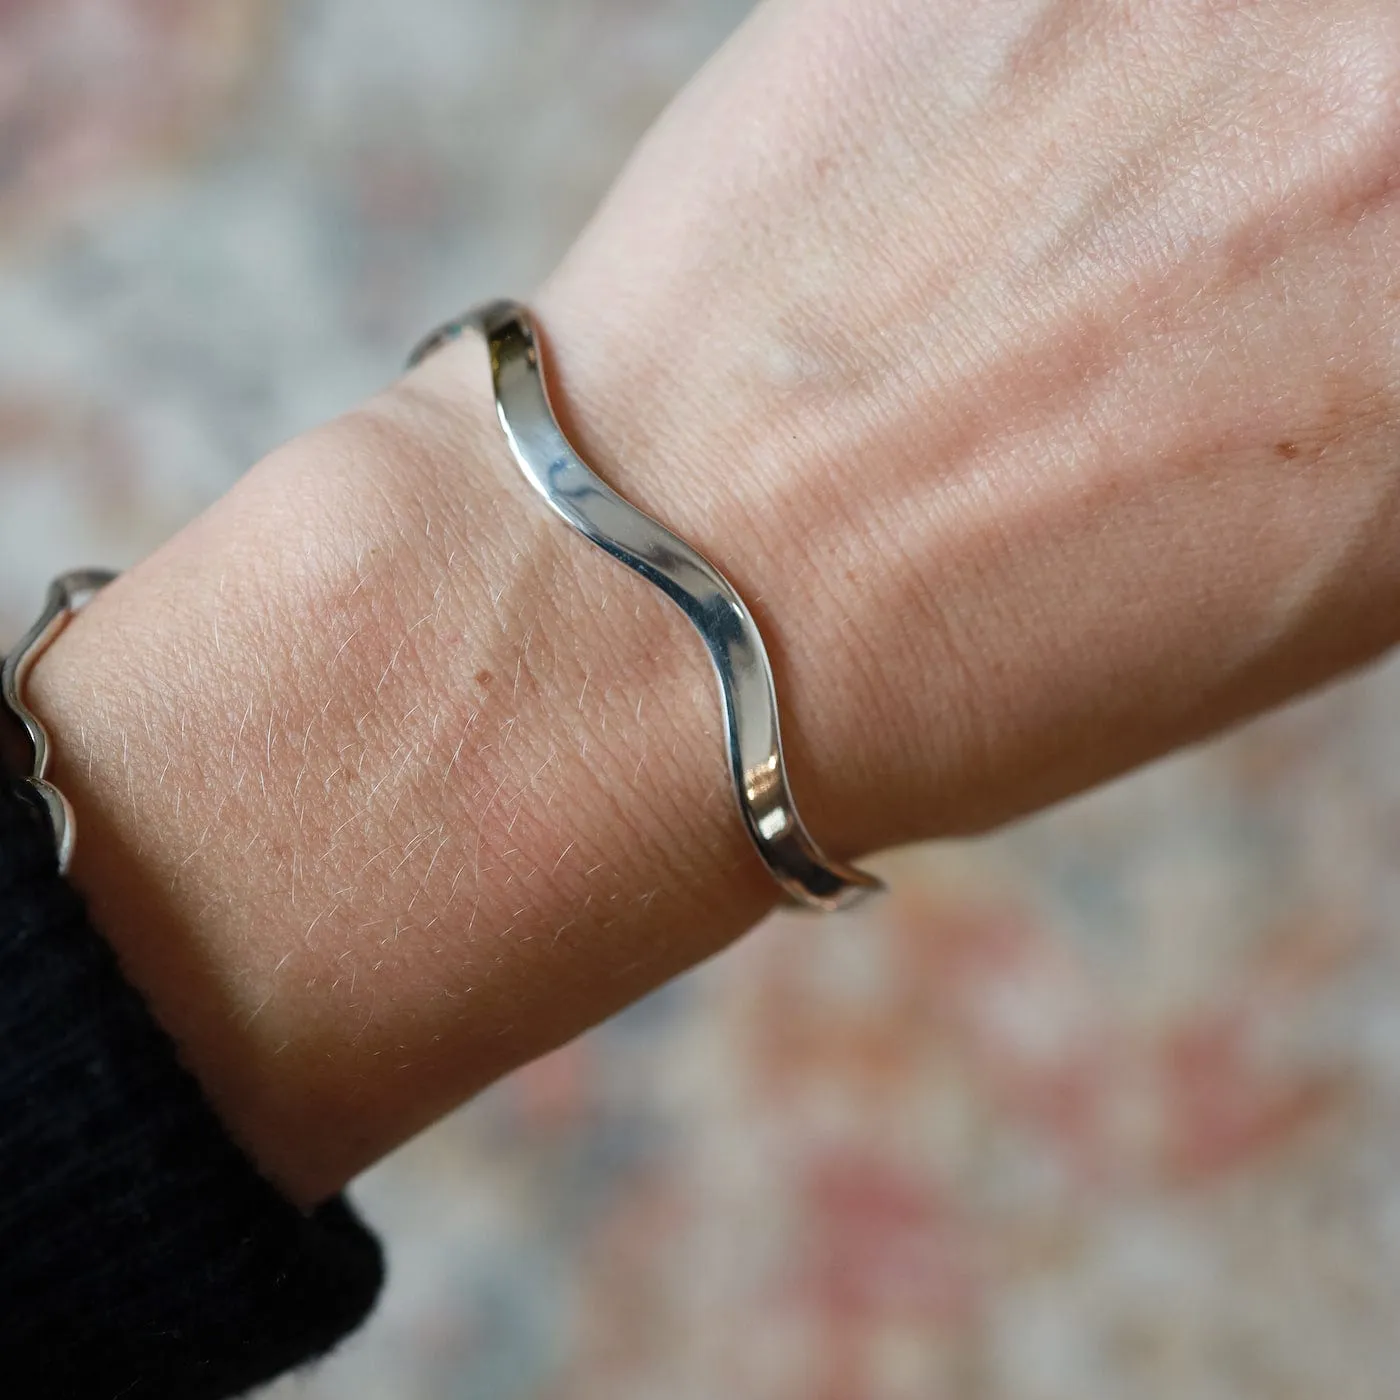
[410,300,882,912]
[2,570,115,873]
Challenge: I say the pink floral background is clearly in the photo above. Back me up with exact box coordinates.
[4,3,1400,1396]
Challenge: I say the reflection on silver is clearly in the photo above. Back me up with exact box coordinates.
[410,300,881,912]
[2,570,116,873]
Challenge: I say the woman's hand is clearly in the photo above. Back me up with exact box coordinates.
[28,0,1400,1200]
[540,0,1400,843]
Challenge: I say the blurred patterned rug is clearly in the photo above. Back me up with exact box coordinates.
[4,4,1400,1397]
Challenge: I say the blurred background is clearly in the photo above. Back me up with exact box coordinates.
[5,2,1400,1397]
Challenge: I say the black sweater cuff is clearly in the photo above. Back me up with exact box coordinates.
[0,779,383,1398]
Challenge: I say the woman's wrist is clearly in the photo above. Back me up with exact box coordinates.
[26,323,821,1204]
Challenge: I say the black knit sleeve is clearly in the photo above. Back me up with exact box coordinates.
[0,779,384,1399]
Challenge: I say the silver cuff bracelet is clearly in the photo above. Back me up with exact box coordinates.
[409,299,881,912]
[2,570,116,873]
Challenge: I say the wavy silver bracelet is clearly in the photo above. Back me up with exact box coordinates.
[2,569,116,873]
[410,300,882,912]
